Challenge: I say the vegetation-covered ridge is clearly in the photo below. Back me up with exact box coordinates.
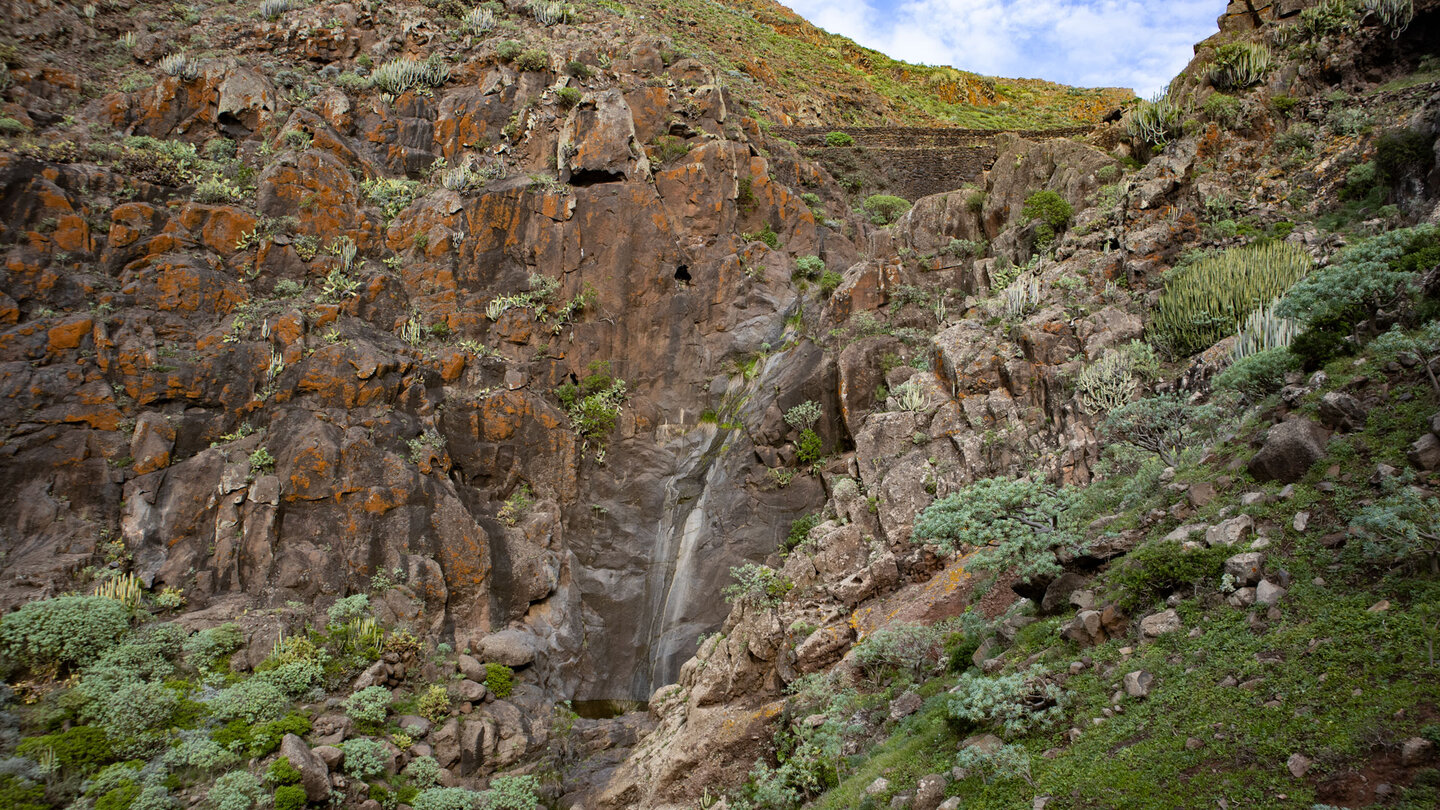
[628,0,1135,128]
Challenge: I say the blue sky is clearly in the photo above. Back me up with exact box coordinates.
[783,0,1227,96]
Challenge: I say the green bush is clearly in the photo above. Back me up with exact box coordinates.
[852,623,942,680]
[343,737,389,780]
[862,195,911,225]
[83,680,181,758]
[723,563,794,608]
[265,757,303,786]
[1107,541,1230,612]
[947,666,1068,738]
[1212,347,1300,402]
[795,428,823,464]
[342,685,392,727]
[208,770,265,810]
[485,663,514,699]
[0,774,47,810]
[1103,394,1218,468]
[1020,190,1073,248]
[743,223,781,249]
[514,49,549,72]
[326,594,369,625]
[17,725,113,773]
[1351,477,1440,575]
[412,787,485,810]
[0,595,132,668]
[1202,93,1243,127]
[912,477,1082,587]
[1151,241,1313,358]
[818,271,843,295]
[273,785,308,810]
[417,683,452,724]
[1278,225,1437,330]
[183,623,243,670]
[163,729,240,772]
[556,86,582,109]
[794,255,825,279]
[824,131,854,147]
[404,755,443,788]
[209,678,289,725]
[785,513,822,552]
[484,774,541,809]
[496,41,523,61]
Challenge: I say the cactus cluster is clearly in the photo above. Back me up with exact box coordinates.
[369,57,451,96]
[1150,242,1313,358]
[1232,300,1301,360]
[1126,92,1186,148]
[530,0,574,26]
[1364,0,1415,33]
[464,6,497,33]
[1209,42,1272,90]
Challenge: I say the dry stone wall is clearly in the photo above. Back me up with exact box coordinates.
[774,126,1095,201]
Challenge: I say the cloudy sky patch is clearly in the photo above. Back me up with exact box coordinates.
[783,0,1227,97]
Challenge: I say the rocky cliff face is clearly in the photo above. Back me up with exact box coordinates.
[3,0,1439,808]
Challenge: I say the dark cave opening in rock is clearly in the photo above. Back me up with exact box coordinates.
[673,264,690,282]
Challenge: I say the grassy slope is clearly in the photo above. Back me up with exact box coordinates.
[625,0,1133,128]
[812,349,1440,809]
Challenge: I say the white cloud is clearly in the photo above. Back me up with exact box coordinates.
[784,0,1225,96]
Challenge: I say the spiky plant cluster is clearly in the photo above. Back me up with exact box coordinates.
[260,0,302,21]
[369,57,451,96]
[464,6,497,33]
[1363,0,1415,33]
[1076,351,1138,414]
[891,380,931,413]
[1209,42,1272,90]
[529,0,573,26]
[93,573,144,608]
[1126,92,1186,148]
[1233,300,1301,360]
[1151,242,1313,358]
[1005,274,1041,320]
[158,52,200,80]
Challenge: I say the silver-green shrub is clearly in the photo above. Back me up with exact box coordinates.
[947,666,1069,738]
[0,595,131,668]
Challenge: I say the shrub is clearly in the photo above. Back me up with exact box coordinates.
[1021,190,1073,248]
[818,271,843,295]
[327,594,370,625]
[1107,541,1230,612]
[1212,347,1299,402]
[722,563,794,608]
[912,477,1083,588]
[16,726,112,773]
[0,595,131,668]
[795,428,823,464]
[954,742,1033,786]
[265,758,302,786]
[824,131,854,147]
[1277,224,1437,330]
[743,223,781,249]
[565,60,594,79]
[495,41,523,62]
[1202,93,1243,127]
[343,737,388,780]
[404,755,443,788]
[513,49,549,72]
[193,175,244,204]
[555,86,582,109]
[163,729,239,772]
[209,678,288,725]
[862,194,911,225]
[417,683,452,724]
[1209,42,1272,89]
[793,255,825,279]
[83,680,180,758]
[1151,241,1313,358]
[413,787,485,810]
[947,667,1068,738]
[1103,394,1218,468]
[484,663,515,699]
[852,623,942,680]
[343,686,392,727]
[273,785,308,810]
[1351,477,1440,575]
[785,513,823,552]
[484,774,541,809]
[208,771,265,810]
